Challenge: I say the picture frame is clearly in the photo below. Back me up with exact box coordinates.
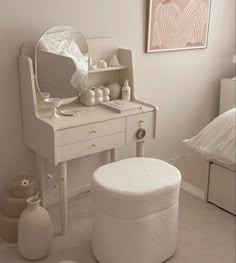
[146,0,211,53]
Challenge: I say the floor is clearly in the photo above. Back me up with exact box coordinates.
[0,190,235,263]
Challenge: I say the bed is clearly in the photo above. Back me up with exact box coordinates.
[206,79,235,215]
[182,78,236,215]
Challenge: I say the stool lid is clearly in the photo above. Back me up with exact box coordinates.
[93,158,181,200]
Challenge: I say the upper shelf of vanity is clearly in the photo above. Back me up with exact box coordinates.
[89,65,128,73]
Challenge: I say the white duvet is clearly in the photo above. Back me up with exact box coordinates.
[184,108,236,165]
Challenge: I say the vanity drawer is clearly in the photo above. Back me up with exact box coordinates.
[57,118,125,146]
[57,132,125,162]
[126,112,155,143]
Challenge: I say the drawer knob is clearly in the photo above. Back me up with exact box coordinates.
[136,128,146,140]
[91,130,97,134]
[90,144,96,148]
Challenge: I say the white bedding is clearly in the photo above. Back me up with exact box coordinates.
[184,108,236,165]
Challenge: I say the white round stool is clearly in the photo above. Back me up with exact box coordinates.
[91,158,181,263]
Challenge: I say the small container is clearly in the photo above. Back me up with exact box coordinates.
[101,87,110,102]
[80,88,96,106]
[89,57,97,70]
[122,80,131,101]
[98,60,107,68]
[92,87,103,105]
[107,83,121,100]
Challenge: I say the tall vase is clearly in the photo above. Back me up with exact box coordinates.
[18,196,53,260]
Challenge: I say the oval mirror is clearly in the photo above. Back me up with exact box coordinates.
[35,25,89,102]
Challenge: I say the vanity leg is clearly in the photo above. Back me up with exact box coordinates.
[36,155,46,207]
[136,141,145,157]
[104,150,111,164]
[58,161,68,236]
[111,148,117,162]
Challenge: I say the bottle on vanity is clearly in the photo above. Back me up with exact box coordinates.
[122,80,131,101]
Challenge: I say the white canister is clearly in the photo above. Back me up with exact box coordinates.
[122,80,131,101]
[18,197,53,260]
[97,60,107,68]
[93,87,103,105]
[102,87,110,102]
[80,88,96,106]
[107,83,121,100]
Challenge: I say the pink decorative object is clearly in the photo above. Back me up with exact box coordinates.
[146,0,211,52]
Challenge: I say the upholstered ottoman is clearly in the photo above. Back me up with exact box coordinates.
[91,158,181,263]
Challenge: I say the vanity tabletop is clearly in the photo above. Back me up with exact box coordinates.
[37,100,155,131]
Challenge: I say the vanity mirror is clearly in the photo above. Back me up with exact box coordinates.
[35,25,89,101]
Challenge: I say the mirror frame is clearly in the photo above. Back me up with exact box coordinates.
[34,25,89,103]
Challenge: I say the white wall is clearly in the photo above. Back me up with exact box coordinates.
[0,0,235,196]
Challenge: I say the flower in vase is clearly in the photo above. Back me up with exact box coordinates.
[21,179,29,187]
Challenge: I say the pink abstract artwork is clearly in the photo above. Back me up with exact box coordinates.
[146,0,211,52]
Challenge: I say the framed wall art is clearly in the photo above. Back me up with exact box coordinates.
[146,0,211,53]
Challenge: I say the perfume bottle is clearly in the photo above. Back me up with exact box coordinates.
[122,80,131,101]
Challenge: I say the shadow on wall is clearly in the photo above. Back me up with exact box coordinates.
[0,26,40,195]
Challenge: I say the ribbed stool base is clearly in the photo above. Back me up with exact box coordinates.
[92,202,178,263]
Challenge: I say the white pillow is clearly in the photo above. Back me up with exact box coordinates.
[183,108,236,165]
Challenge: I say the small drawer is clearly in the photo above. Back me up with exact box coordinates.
[126,112,155,144]
[57,118,125,146]
[57,132,125,162]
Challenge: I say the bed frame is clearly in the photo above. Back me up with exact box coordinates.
[177,78,235,215]
[206,78,236,215]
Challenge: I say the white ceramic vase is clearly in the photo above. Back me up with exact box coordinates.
[101,87,110,102]
[107,83,121,100]
[92,87,103,105]
[80,88,96,106]
[18,197,53,260]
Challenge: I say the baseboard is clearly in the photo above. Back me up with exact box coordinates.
[166,154,190,166]
[181,180,205,200]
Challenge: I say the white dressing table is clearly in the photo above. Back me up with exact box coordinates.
[19,37,158,235]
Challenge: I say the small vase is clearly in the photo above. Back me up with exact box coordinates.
[97,60,107,68]
[18,196,53,260]
[107,83,121,100]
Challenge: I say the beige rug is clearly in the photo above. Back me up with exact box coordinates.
[0,191,235,263]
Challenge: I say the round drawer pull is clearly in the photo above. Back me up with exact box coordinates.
[136,128,146,140]
[91,130,97,134]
